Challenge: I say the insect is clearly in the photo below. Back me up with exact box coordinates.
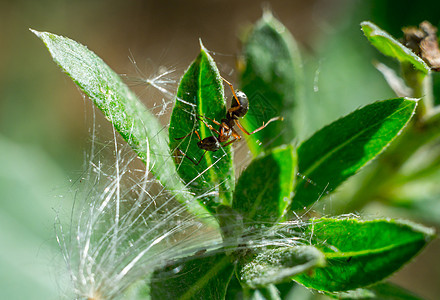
[175,77,282,165]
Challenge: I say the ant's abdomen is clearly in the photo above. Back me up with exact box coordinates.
[230,90,249,118]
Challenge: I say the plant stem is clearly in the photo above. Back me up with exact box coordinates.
[402,63,433,120]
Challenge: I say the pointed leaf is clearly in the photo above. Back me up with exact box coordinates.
[32,30,210,218]
[150,252,234,300]
[233,145,296,225]
[293,98,417,211]
[169,43,234,212]
[361,21,430,75]
[238,246,325,288]
[239,11,303,156]
[294,218,435,292]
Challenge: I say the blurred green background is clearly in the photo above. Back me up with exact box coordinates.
[1,0,439,299]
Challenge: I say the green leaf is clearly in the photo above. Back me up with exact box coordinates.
[327,282,423,300]
[238,246,325,289]
[233,145,296,225]
[169,42,234,213]
[293,98,417,211]
[294,218,435,292]
[32,30,211,219]
[239,10,303,156]
[361,21,430,75]
[150,252,234,300]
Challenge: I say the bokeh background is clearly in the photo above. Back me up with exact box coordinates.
[1,0,439,299]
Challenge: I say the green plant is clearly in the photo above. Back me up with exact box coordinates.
[33,11,438,300]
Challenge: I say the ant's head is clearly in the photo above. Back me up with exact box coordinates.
[197,136,221,152]
[230,90,249,119]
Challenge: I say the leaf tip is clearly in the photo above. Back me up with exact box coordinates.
[199,38,213,57]
[360,20,373,28]
[403,97,421,110]
[360,21,376,36]
[396,219,436,241]
[262,3,274,21]
[199,38,206,51]
[29,28,41,38]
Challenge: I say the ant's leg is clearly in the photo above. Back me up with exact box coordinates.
[234,116,283,136]
[175,131,194,140]
[194,150,208,165]
[220,76,243,114]
[197,114,221,126]
[188,150,208,165]
[197,115,221,135]
[248,116,282,134]
[221,137,239,148]
[221,76,239,100]
[175,130,202,141]
[221,131,241,147]
[194,130,202,141]
[175,148,207,165]
[174,131,207,165]
[234,120,251,135]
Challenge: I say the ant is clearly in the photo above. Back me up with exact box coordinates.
[175,77,282,165]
